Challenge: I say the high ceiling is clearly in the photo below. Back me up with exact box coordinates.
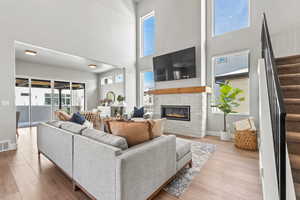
[15,42,116,74]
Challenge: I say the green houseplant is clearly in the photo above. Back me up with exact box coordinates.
[117,95,125,104]
[212,81,245,140]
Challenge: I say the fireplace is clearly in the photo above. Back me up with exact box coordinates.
[161,105,190,121]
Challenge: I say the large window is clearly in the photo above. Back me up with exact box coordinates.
[212,51,250,114]
[141,11,155,57]
[54,81,71,114]
[140,71,155,112]
[15,78,86,127]
[72,83,85,113]
[31,79,52,125]
[213,0,249,36]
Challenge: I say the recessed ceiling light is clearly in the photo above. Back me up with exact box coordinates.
[25,50,37,56]
[88,64,97,69]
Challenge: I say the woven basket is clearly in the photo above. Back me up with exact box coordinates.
[234,130,257,151]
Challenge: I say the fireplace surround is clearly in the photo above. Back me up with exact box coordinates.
[161,105,190,121]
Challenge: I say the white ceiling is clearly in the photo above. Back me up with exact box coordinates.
[15,42,117,74]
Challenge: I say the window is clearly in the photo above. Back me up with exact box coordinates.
[72,83,85,112]
[115,74,124,83]
[140,71,155,112]
[44,93,52,105]
[141,11,155,57]
[213,0,249,36]
[101,76,113,85]
[212,51,250,114]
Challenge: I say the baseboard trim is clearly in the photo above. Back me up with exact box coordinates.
[164,132,204,138]
[206,131,221,137]
[9,142,17,151]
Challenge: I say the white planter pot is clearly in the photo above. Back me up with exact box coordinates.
[220,131,232,141]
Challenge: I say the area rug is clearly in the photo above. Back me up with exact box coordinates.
[163,141,216,197]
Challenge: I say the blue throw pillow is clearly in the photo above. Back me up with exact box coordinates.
[132,107,144,118]
[70,112,86,125]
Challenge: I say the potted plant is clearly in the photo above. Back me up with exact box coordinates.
[212,81,245,141]
[117,95,125,105]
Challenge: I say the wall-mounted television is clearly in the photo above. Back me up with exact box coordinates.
[153,47,196,82]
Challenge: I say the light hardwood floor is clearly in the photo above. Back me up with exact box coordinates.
[0,128,262,200]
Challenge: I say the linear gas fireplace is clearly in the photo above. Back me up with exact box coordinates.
[161,105,190,121]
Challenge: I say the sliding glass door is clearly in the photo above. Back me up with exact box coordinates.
[15,78,30,127]
[15,77,86,127]
[72,82,85,113]
[30,79,52,126]
[53,81,71,114]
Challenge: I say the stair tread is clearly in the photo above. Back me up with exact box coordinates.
[278,63,300,68]
[276,55,300,62]
[279,73,300,78]
[287,114,300,121]
[282,85,300,90]
[287,132,300,142]
[284,98,300,104]
[290,154,300,169]
[295,182,300,198]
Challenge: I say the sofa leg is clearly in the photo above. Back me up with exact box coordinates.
[73,182,80,191]
[188,160,193,168]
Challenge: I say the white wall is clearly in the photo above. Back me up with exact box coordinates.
[206,0,300,133]
[136,0,201,106]
[15,60,98,110]
[98,68,125,100]
[136,0,300,135]
[0,0,136,146]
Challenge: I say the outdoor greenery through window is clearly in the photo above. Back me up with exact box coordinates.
[141,11,155,57]
[212,51,250,114]
[213,0,249,36]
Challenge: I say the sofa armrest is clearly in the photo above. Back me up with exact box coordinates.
[73,135,122,200]
[116,135,176,200]
[37,123,74,177]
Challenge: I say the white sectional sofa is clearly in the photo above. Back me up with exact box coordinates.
[37,121,192,200]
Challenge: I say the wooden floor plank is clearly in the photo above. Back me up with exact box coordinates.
[0,128,262,200]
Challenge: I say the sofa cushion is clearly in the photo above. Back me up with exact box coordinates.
[82,128,128,150]
[176,138,191,161]
[148,118,166,138]
[46,120,64,128]
[106,120,152,147]
[70,112,86,125]
[60,121,87,134]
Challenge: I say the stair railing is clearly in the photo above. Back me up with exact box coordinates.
[261,13,286,200]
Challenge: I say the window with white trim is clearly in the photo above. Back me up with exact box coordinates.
[213,0,250,36]
[212,51,250,114]
[140,11,155,57]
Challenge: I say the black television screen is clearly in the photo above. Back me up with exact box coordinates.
[153,47,196,82]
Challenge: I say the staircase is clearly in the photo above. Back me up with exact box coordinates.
[277,55,300,199]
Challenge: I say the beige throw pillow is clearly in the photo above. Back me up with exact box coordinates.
[54,110,71,121]
[148,118,166,138]
[106,120,152,147]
